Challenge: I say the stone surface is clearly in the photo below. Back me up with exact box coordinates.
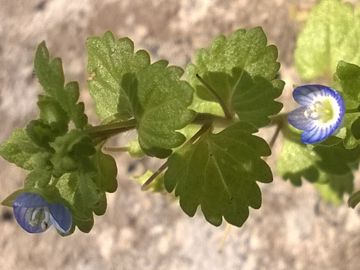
[1,0,360,269]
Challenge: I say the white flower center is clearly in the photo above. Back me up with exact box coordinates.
[304,99,335,123]
[26,207,51,230]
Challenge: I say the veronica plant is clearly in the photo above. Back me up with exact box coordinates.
[2,0,360,236]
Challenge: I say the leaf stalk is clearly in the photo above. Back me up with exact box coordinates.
[196,74,234,119]
[141,122,212,190]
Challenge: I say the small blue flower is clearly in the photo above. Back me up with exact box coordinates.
[13,192,72,234]
[288,84,345,144]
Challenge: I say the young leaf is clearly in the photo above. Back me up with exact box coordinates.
[196,68,283,127]
[335,61,360,148]
[295,0,360,80]
[87,31,150,120]
[24,169,52,189]
[165,122,272,227]
[38,95,69,135]
[122,62,195,158]
[26,120,58,149]
[35,42,87,128]
[52,145,117,232]
[50,130,96,177]
[0,129,49,170]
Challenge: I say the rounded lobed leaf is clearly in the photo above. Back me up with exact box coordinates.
[87,31,151,120]
[295,0,360,80]
[123,61,195,158]
[165,122,272,227]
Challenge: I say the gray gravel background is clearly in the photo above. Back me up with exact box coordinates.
[1,0,360,269]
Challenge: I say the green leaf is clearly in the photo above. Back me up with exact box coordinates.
[278,137,360,196]
[52,147,117,232]
[277,139,320,186]
[315,173,353,205]
[315,145,360,175]
[127,138,145,158]
[185,27,282,120]
[55,172,100,233]
[93,151,118,193]
[186,27,280,84]
[87,32,194,157]
[122,62,195,158]
[1,190,28,207]
[165,122,272,227]
[63,82,88,129]
[351,117,360,139]
[26,120,57,149]
[0,129,49,170]
[196,68,283,127]
[50,130,96,177]
[295,0,360,80]
[38,95,69,135]
[335,61,360,148]
[24,169,52,189]
[315,183,342,205]
[35,42,87,128]
[93,192,107,216]
[87,31,150,120]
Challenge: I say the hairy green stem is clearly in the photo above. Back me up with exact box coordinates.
[87,118,137,145]
[87,118,137,137]
[87,113,230,145]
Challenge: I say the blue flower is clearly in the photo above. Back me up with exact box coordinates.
[288,84,345,144]
[13,192,72,234]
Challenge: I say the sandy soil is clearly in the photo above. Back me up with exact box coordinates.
[1,0,360,269]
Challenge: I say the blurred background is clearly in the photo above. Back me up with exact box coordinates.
[1,0,360,269]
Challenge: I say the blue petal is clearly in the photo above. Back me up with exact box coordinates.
[13,193,51,233]
[327,88,346,118]
[288,106,316,131]
[293,85,324,105]
[48,203,72,234]
[301,127,322,144]
[293,84,344,106]
[13,192,48,208]
[301,124,336,144]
